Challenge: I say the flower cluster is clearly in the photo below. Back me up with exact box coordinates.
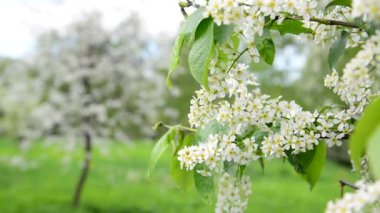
[325,32,380,115]
[216,173,252,213]
[326,180,380,213]
[205,0,319,25]
[184,62,364,212]
[353,0,380,22]
[183,60,353,172]
[177,1,380,212]
[178,133,259,171]
[178,134,219,171]
[305,6,367,48]
[203,0,367,58]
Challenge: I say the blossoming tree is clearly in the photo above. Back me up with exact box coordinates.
[150,0,380,212]
[1,13,176,207]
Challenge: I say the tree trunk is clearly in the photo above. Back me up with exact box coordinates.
[72,131,92,208]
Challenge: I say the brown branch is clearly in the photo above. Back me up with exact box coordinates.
[179,0,201,18]
[180,6,188,17]
[72,130,92,208]
[289,15,361,29]
[339,179,359,198]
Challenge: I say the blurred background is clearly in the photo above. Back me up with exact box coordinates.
[0,0,359,212]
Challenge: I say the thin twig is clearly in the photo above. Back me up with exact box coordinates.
[228,48,249,73]
[187,0,200,8]
[179,0,201,18]
[180,7,188,17]
[153,122,196,132]
[320,134,350,140]
[340,179,359,198]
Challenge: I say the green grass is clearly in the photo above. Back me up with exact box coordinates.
[0,139,359,213]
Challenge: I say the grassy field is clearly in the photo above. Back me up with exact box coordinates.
[0,139,359,213]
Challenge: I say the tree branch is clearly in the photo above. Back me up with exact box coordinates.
[240,3,362,30]
[340,179,359,198]
[289,15,361,29]
[180,7,188,17]
[179,0,201,18]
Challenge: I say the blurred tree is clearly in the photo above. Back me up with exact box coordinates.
[0,59,41,139]
[0,12,177,207]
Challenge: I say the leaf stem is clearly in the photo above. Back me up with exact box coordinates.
[153,122,196,132]
[228,48,249,72]
[177,125,197,132]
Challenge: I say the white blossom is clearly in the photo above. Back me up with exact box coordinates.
[216,173,252,213]
[177,1,380,212]
[326,180,380,213]
[353,0,380,22]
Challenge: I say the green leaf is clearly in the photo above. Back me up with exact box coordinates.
[193,121,227,144]
[223,162,236,176]
[222,163,246,179]
[258,158,265,174]
[326,0,352,9]
[252,130,267,174]
[214,24,235,44]
[148,128,176,179]
[270,19,313,36]
[257,37,275,65]
[189,18,215,89]
[170,128,183,153]
[170,156,194,191]
[238,165,246,179]
[350,98,380,170]
[328,31,349,70]
[216,34,240,66]
[170,134,194,191]
[367,126,380,180]
[194,164,214,203]
[287,142,327,190]
[182,8,206,44]
[167,35,185,88]
[300,142,327,190]
[166,8,206,88]
[230,34,240,50]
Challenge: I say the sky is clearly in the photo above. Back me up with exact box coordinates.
[0,0,183,58]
